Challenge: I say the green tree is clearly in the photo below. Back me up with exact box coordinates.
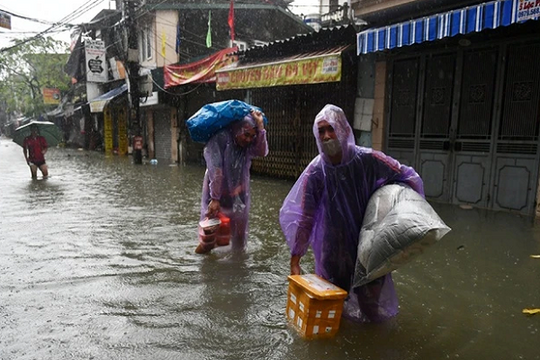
[0,36,70,118]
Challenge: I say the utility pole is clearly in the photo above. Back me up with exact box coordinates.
[124,0,143,164]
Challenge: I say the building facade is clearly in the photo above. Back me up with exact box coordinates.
[352,0,540,216]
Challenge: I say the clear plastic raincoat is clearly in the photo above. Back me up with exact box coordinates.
[279,105,424,322]
[200,115,268,250]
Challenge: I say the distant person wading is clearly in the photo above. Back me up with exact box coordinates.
[23,125,49,179]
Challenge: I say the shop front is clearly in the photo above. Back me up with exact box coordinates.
[89,84,129,155]
[215,26,358,178]
[357,0,540,216]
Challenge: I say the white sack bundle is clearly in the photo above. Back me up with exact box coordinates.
[352,184,451,288]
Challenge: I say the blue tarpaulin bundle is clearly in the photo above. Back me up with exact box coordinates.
[187,100,268,143]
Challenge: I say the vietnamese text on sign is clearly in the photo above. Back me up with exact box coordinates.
[517,0,540,22]
[216,54,342,90]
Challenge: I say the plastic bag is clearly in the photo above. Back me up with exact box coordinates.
[352,184,451,288]
[187,99,268,143]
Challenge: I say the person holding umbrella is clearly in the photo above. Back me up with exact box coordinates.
[23,124,49,179]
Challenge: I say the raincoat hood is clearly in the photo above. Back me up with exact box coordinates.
[200,114,268,250]
[313,104,355,165]
[232,114,257,137]
[281,105,424,321]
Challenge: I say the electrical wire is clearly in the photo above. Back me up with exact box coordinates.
[0,27,72,52]
[0,8,70,26]
[0,0,107,53]
[0,28,69,36]
[0,28,65,34]
[55,0,107,26]
[135,1,234,51]
[289,4,337,8]
[128,24,216,97]
[145,27,192,59]
[128,0,221,52]
[149,4,305,50]
[152,27,218,54]
[153,14,207,42]
[150,74,204,97]
[136,17,218,61]
[128,1,304,54]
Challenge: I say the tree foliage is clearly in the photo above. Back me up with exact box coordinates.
[0,36,70,118]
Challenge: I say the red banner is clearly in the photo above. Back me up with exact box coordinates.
[164,47,238,89]
[228,0,235,42]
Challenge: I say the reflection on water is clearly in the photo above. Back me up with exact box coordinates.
[0,138,539,360]
[24,179,65,207]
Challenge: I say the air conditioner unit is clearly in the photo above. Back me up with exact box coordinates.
[230,40,248,51]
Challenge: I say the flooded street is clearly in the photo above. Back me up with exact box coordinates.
[1,136,539,360]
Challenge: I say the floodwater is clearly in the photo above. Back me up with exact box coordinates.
[1,136,539,360]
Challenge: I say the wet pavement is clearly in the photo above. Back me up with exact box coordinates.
[0,136,539,360]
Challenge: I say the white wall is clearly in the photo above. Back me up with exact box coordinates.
[154,10,180,68]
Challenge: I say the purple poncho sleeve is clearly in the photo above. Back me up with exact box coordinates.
[203,131,227,201]
[247,129,269,158]
[200,125,268,250]
[369,149,425,197]
[279,158,324,257]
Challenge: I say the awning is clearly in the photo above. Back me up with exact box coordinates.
[65,34,84,81]
[46,107,64,118]
[357,0,540,55]
[164,47,238,89]
[89,84,127,113]
[216,45,349,91]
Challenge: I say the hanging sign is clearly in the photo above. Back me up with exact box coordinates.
[216,54,342,90]
[117,108,128,156]
[517,0,540,21]
[85,39,108,83]
[42,88,61,105]
[0,11,11,30]
[104,108,113,153]
[133,136,143,150]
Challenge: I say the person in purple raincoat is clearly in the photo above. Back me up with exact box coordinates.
[279,104,424,322]
[197,109,268,253]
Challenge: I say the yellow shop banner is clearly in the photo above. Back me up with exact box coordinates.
[216,54,341,90]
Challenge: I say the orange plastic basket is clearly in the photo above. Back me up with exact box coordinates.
[286,274,348,339]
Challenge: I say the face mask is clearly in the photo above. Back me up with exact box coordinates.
[321,138,341,157]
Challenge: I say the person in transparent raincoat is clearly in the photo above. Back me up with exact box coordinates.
[198,109,268,252]
[279,104,424,322]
